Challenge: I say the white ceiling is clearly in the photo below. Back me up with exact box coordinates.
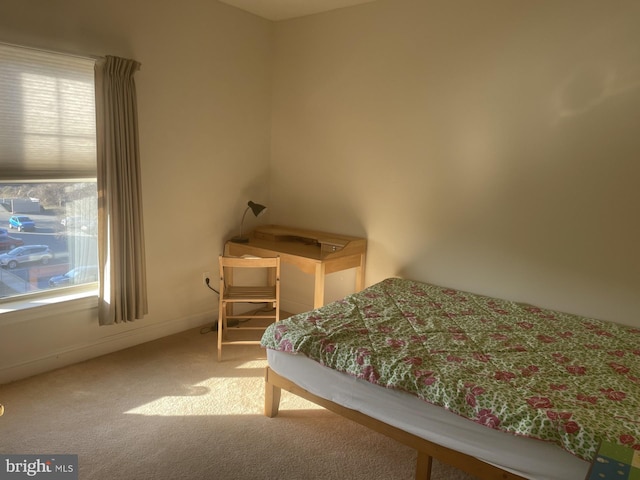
[218,0,377,21]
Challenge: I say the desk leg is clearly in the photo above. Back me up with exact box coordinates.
[313,262,326,309]
[355,253,366,292]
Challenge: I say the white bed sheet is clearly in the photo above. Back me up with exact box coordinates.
[267,349,590,480]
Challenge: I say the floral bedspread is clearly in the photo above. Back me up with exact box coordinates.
[261,277,640,461]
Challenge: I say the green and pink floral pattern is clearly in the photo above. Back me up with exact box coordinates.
[261,278,640,461]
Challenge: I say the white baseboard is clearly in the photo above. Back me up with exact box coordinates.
[0,312,214,385]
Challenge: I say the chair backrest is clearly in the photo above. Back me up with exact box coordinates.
[218,255,280,297]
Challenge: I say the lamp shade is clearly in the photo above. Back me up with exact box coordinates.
[248,201,267,218]
[230,201,267,243]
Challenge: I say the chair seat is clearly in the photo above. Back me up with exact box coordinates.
[224,285,277,302]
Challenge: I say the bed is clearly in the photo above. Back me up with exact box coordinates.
[260,277,640,480]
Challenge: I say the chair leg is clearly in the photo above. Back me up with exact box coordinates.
[217,301,224,362]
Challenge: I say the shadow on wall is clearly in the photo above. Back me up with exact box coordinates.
[552,65,640,124]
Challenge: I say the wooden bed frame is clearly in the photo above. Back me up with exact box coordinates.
[264,366,527,480]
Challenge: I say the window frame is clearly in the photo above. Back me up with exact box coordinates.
[0,42,99,311]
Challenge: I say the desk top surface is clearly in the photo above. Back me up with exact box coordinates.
[226,225,367,261]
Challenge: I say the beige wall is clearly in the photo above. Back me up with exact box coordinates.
[1,0,639,383]
[270,0,640,325]
[0,0,273,382]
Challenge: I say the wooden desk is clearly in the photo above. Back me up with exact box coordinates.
[225,225,367,309]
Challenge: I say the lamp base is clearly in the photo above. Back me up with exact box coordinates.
[230,236,250,243]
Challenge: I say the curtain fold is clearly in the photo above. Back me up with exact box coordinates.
[95,55,148,325]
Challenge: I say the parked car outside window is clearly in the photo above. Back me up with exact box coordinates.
[0,245,53,269]
[48,266,98,287]
[0,235,24,251]
[9,215,36,232]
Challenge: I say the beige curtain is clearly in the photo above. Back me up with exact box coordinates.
[95,55,148,325]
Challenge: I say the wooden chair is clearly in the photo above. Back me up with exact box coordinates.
[217,255,280,361]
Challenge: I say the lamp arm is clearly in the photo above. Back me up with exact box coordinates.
[239,206,251,238]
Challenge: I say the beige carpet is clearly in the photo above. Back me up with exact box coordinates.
[0,327,479,480]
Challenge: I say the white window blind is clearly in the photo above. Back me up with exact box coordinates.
[0,43,96,180]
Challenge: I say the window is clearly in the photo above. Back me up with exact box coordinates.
[0,43,97,301]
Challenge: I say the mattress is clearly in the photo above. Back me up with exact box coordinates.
[267,348,590,480]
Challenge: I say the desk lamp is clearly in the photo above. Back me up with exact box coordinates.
[230,201,267,243]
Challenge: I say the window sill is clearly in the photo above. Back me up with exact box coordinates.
[0,286,99,325]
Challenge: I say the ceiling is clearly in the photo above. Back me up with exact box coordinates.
[218,0,377,21]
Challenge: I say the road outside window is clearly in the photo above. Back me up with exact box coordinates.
[0,182,98,300]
